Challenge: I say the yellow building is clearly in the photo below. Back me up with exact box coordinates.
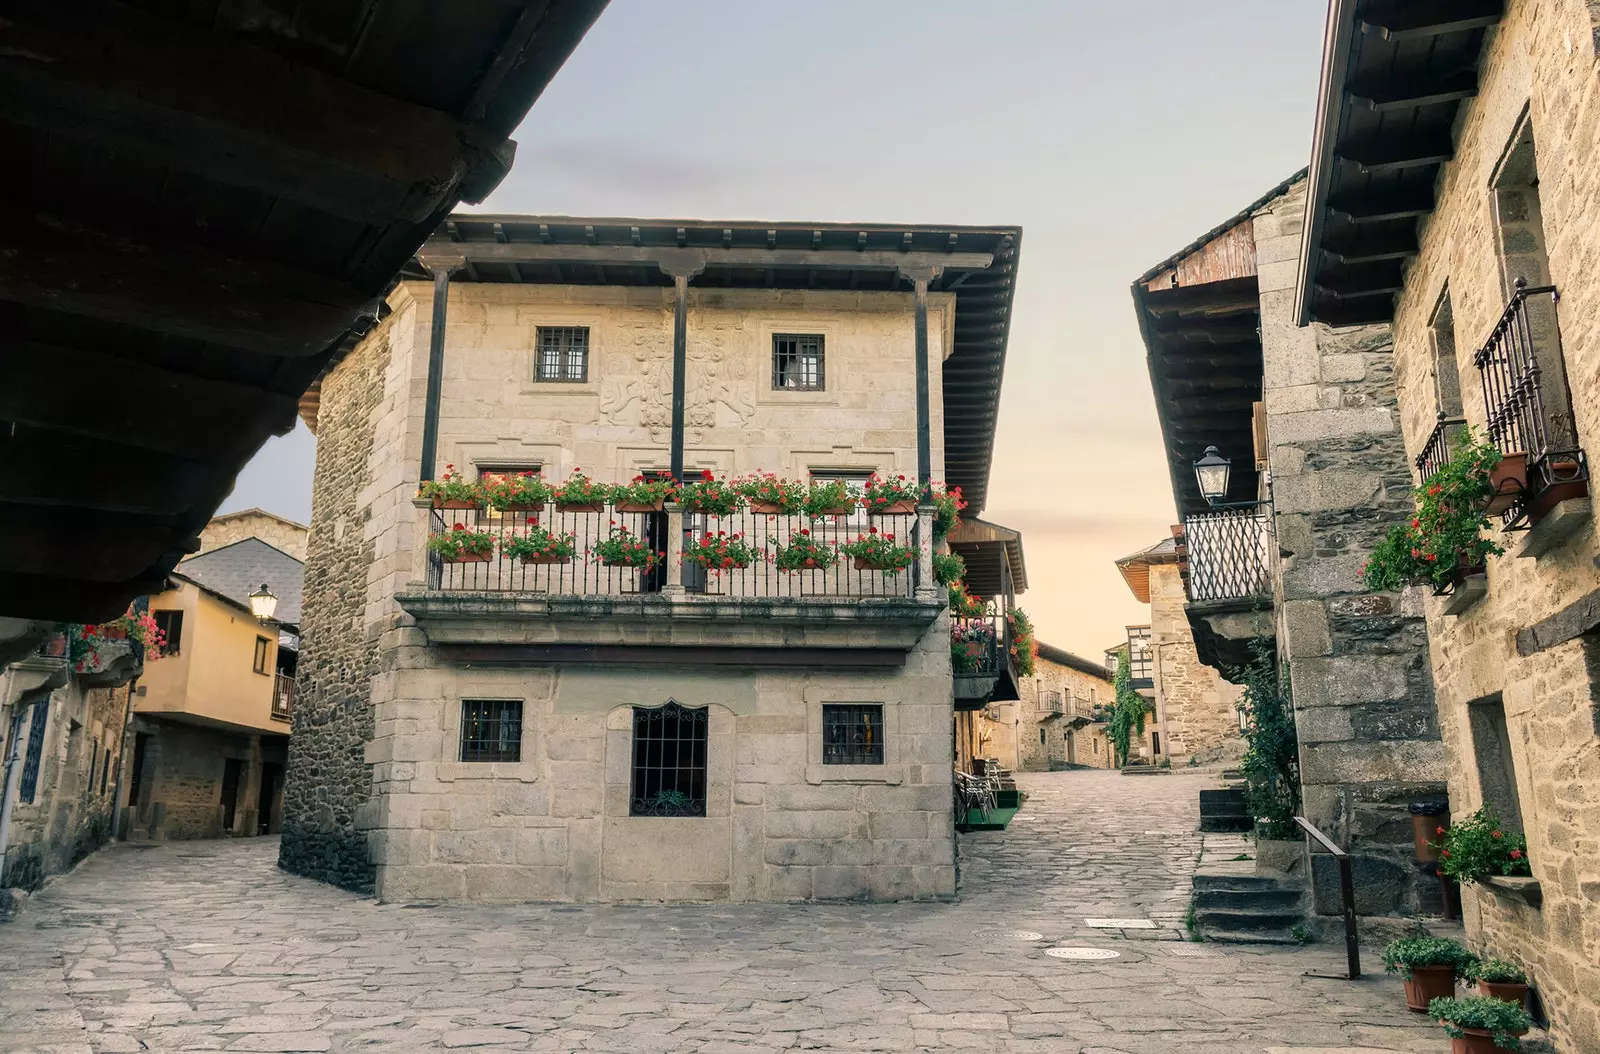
[124,537,302,840]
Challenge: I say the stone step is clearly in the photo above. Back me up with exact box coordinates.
[1202,927,1300,946]
[1195,908,1304,932]
[1193,887,1305,911]
[1199,815,1254,833]
[1191,868,1296,892]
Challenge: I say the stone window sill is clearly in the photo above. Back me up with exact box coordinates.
[1481,874,1542,909]
[1441,573,1488,617]
[806,763,903,786]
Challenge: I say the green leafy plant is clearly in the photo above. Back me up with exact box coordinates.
[591,524,662,568]
[607,474,677,509]
[1463,958,1527,985]
[1291,923,1314,945]
[416,463,484,507]
[1432,806,1532,883]
[427,524,496,561]
[1007,608,1037,677]
[839,528,917,573]
[947,581,987,618]
[774,529,836,571]
[1108,650,1151,766]
[1231,639,1300,840]
[1383,937,1476,979]
[552,468,608,509]
[1364,433,1504,592]
[932,550,966,587]
[1183,896,1203,942]
[951,620,995,674]
[930,483,965,538]
[736,473,805,513]
[499,527,576,562]
[682,530,762,572]
[1428,996,1533,1051]
[861,471,920,512]
[650,789,693,809]
[480,470,550,511]
[678,469,744,516]
[802,478,856,517]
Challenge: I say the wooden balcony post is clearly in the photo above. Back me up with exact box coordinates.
[663,502,686,596]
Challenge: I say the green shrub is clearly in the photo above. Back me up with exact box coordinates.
[1463,958,1527,985]
[1230,640,1299,840]
[1382,937,1476,979]
[1428,996,1532,1051]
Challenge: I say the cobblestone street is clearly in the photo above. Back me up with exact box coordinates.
[1,770,1449,1053]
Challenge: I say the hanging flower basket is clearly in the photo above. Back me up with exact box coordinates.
[802,478,856,518]
[481,471,550,513]
[679,470,743,516]
[501,528,576,566]
[99,625,129,641]
[552,469,608,513]
[683,531,761,572]
[861,472,920,516]
[839,528,917,574]
[417,464,485,510]
[774,530,837,572]
[592,525,662,569]
[737,473,805,516]
[608,475,676,513]
[428,524,496,563]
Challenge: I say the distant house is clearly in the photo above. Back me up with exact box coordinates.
[199,509,310,562]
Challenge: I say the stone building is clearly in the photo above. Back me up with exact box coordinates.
[1006,643,1113,771]
[199,509,310,562]
[1134,171,1442,917]
[126,536,303,841]
[281,216,1023,903]
[1115,538,1244,763]
[1297,3,1600,1047]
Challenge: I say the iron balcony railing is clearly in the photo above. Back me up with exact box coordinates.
[1182,508,1273,603]
[272,674,294,722]
[1473,280,1588,525]
[425,505,919,600]
[952,614,1002,677]
[1414,415,1467,482]
[1037,689,1063,715]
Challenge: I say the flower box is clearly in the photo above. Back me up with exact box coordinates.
[433,498,483,511]
[749,501,788,515]
[853,556,897,570]
[867,500,917,516]
[99,625,129,641]
[614,500,664,513]
[442,551,492,564]
[556,502,604,514]
[1486,453,1527,514]
[517,554,570,565]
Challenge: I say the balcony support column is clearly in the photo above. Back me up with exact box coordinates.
[662,503,686,597]
[416,251,465,483]
[915,505,938,602]
[658,254,705,483]
[900,265,944,489]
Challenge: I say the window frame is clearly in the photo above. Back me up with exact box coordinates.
[252,636,270,675]
[533,326,590,384]
[459,699,524,763]
[772,333,826,391]
[153,610,183,655]
[629,701,709,817]
[821,703,885,766]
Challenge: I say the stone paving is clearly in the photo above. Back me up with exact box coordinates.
[0,770,1459,1053]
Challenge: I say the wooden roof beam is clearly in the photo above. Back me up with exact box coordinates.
[1321,227,1420,264]
[0,3,512,225]
[1335,134,1455,174]
[1328,189,1435,223]
[421,238,994,274]
[1358,0,1502,41]
[1348,71,1478,112]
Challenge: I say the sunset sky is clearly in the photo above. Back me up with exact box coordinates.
[222,0,1327,659]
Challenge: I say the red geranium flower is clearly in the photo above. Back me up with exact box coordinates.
[1510,849,1523,860]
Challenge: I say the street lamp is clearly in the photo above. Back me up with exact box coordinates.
[248,583,278,622]
[1193,446,1232,506]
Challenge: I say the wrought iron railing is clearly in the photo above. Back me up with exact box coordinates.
[1414,415,1467,482]
[952,615,1002,677]
[680,509,916,599]
[427,506,666,594]
[272,674,294,722]
[1473,280,1588,524]
[1182,508,1273,602]
[1037,689,1063,715]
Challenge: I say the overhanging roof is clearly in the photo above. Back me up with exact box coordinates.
[1296,0,1502,326]
[946,516,1028,599]
[0,0,607,622]
[1035,641,1111,682]
[1114,536,1179,605]
[316,216,1022,516]
[177,538,304,627]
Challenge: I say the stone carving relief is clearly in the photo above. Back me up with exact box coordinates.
[598,324,755,438]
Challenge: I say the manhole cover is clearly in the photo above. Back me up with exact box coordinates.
[1045,947,1120,961]
[973,930,1043,941]
[1085,918,1157,929]
[1166,945,1222,957]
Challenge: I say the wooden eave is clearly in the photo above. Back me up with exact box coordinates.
[1296,0,1502,326]
[946,516,1027,598]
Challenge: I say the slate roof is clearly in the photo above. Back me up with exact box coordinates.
[1035,642,1112,682]
[176,538,304,627]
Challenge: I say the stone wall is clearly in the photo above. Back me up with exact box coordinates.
[1147,563,1244,760]
[1383,3,1600,1047]
[1014,652,1115,770]
[125,717,269,840]
[278,322,394,893]
[1255,179,1445,916]
[198,511,309,561]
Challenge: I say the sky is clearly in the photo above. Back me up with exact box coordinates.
[221,0,1329,659]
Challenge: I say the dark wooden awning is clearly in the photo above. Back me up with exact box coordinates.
[0,0,607,621]
[1297,0,1502,326]
[946,517,1027,599]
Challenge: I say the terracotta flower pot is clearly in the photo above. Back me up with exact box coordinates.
[517,554,570,565]
[1486,452,1527,514]
[443,551,492,564]
[785,557,830,572]
[555,502,604,514]
[615,500,665,513]
[495,503,544,513]
[853,556,905,571]
[749,501,789,515]
[1450,1025,1527,1054]
[1402,965,1457,1012]
[1479,980,1529,1005]
[433,498,482,511]
[692,558,752,572]
[868,500,917,515]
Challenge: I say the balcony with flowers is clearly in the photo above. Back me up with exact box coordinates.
[396,468,948,655]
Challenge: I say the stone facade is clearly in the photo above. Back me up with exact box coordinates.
[198,510,309,562]
[1256,179,1446,916]
[1010,648,1114,771]
[122,717,287,841]
[289,274,969,903]
[1380,4,1600,1047]
[1146,562,1244,761]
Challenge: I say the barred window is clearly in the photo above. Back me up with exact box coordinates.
[18,698,49,803]
[460,700,522,762]
[535,326,589,382]
[630,702,707,816]
[773,334,825,390]
[822,704,884,765]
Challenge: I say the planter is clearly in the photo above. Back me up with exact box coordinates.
[810,505,853,517]
[599,559,653,569]
[442,552,492,564]
[1449,1026,1527,1054]
[99,626,128,641]
[784,557,833,572]
[1410,800,1448,868]
[853,556,906,571]
[1479,980,1529,1005]
[749,501,791,515]
[1527,457,1589,523]
[614,500,665,513]
[494,503,544,514]
[688,559,752,572]
[1403,965,1458,1012]
[555,502,604,514]
[1486,452,1527,514]
[517,554,571,565]
[868,500,917,516]
[433,498,483,511]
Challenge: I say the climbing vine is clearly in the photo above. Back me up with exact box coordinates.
[1231,640,1300,839]
[1109,651,1151,766]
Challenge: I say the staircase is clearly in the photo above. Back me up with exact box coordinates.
[1198,785,1253,832]
[1192,860,1307,944]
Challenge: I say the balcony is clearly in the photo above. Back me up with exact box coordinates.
[1473,281,1589,532]
[1414,415,1468,483]
[1036,688,1064,717]
[1177,510,1275,676]
[398,502,942,659]
[272,674,294,723]
[1125,625,1153,689]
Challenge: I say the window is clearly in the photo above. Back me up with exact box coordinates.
[630,702,708,816]
[1039,728,1046,745]
[100,749,111,795]
[1429,289,1464,419]
[773,333,825,390]
[1469,695,1525,834]
[153,610,183,655]
[822,704,884,765]
[534,326,589,382]
[18,698,49,804]
[1152,730,1161,755]
[459,700,522,762]
[252,636,271,675]
[88,738,98,793]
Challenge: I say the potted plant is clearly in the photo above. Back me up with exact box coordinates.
[609,475,677,513]
[1428,995,1533,1053]
[683,531,761,572]
[1383,937,1475,1011]
[1462,959,1529,1005]
[802,478,855,517]
[1008,608,1038,677]
[1364,434,1504,594]
[932,550,966,587]
[774,529,836,571]
[737,473,805,515]
[679,469,743,516]
[500,527,576,565]
[930,483,965,538]
[428,524,496,563]
[591,524,662,569]
[1433,806,1532,884]
[416,464,484,510]
[552,469,608,513]
[951,620,995,673]
[861,472,920,515]
[839,527,917,572]
[948,581,987,618]
[481,471,550,513]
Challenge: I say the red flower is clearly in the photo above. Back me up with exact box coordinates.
[1411,548,1422,558]
[1492,830,1503,839]
[1428,484,1442,496]
[701,469,715,481]
[1440,850,1451,858]
[869,526,878,535]
[1424,553,1437,562]
[1411,518,1421,529]
[1510,849,1523,860]
[1436,826,1446,835]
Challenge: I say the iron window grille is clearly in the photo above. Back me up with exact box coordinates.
[153,610,182,655]
[1414,416,1468,483]
[535,326,589,382]
[773,334,825,390]
[100,748,111,795]
[252,636,270,674]
[1181,509,1273,602]
[460,700,522,762]
[822,704,885,765]
[18,698,49,803]
[630,702,708,816]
